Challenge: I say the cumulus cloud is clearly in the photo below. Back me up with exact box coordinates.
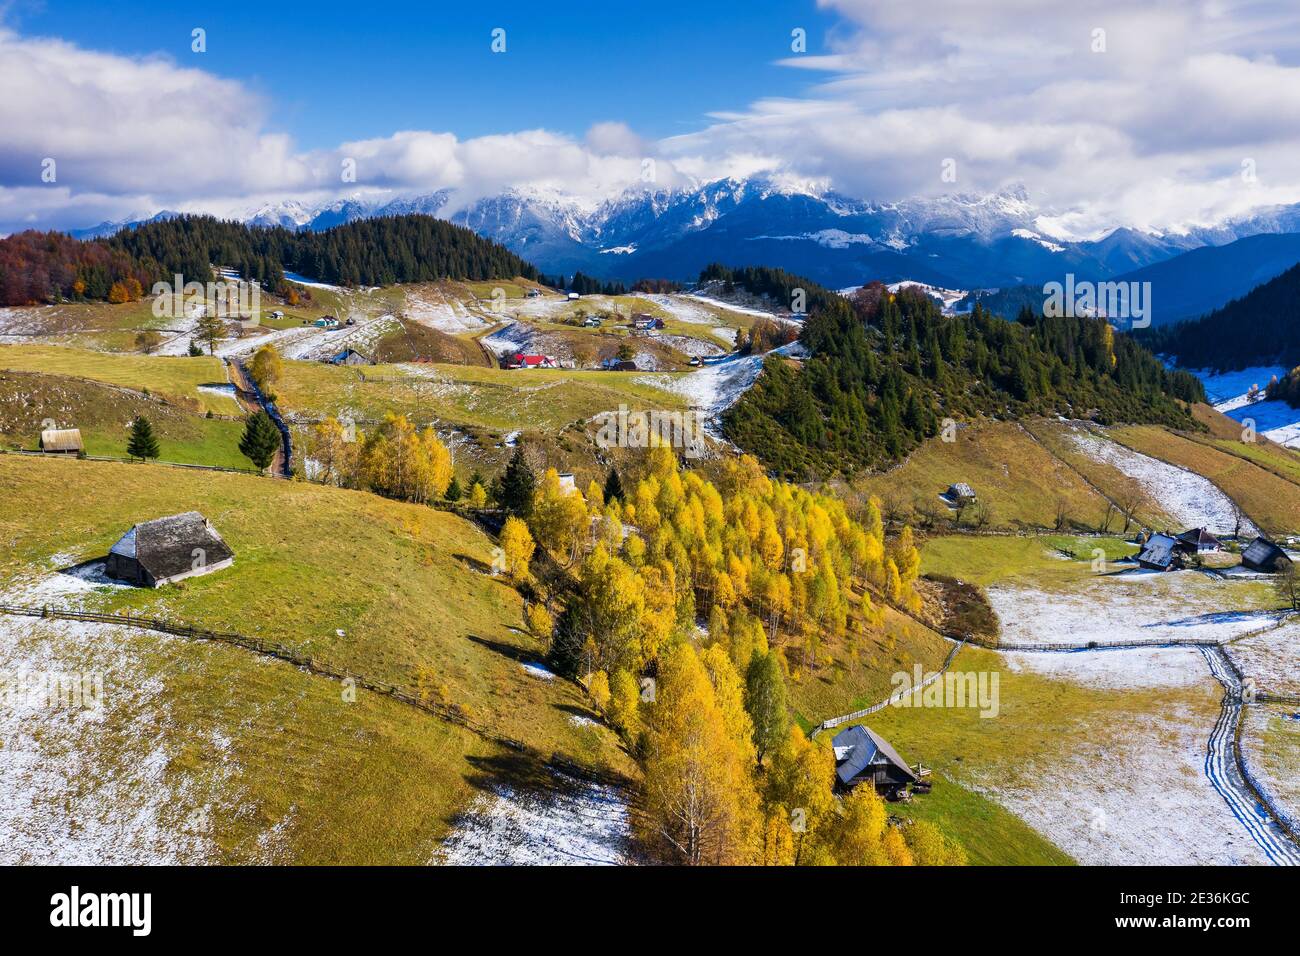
[659,0,1300,235]
[6,3,1300,237]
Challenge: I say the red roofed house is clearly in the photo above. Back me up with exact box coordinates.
[508,353,557,369]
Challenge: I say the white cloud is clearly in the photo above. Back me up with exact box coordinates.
[6,3,1300,237]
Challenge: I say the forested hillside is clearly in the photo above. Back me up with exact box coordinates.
[720,268,1205,480]
[1139,262,1300,372]
[0,214,541,306]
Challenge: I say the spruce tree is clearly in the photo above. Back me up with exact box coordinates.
[126,416,160,461]
[239,410,281,472]
[603,467,624,503]
[445,476,463,502]
[498,446,536,517]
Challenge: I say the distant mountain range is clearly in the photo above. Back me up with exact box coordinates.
[958,232,1300,327]
[66,179,1300,290]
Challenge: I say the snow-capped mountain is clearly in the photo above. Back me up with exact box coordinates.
[64,179,1300,289]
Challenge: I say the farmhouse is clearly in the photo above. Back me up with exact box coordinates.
[832,724,919,795]
[1175,527,1221,554]
[327,347,374,366]
[1242,536,1292,573]
[39,427,83,455]
[631,314,662,332]
[600,357,638,371]
[526,288,541,298]
[313,315,341,329]
[105,512,235,588]
[507,353,557,369]
[1137,532,1183,571]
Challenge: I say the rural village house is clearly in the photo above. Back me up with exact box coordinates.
[832,724,919,795]
[328,347,374,366]
[1136,532,1182,571]
[1242,536,1292,573]
[1175,528,1222,554]
[105,512,235,588]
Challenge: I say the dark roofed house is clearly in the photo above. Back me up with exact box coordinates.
[328,347,373,366]
[832,724,918,795]
[1175,528,1221,554]
[1137,532,1182,571]
[1242,536,1292,573]
[39,428,83,455]
[105,512,234,588]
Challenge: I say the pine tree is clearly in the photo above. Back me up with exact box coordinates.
[445,476,463,501]
[239,410,281,472]
[498,446,536,517]
[603,467,624,503]
[126,416,160,461]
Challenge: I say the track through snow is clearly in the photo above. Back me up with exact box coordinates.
[1199,646,1300,865]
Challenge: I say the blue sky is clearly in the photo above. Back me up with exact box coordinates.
[5,0,1300,235]
[11,0,840,147]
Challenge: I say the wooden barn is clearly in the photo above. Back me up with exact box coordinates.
[1137,532,1182,571]
[327,347,373,366]
[832,724,919,795]
[39,427,83,455]
[1242,536,1292,573]
[1175,528,1221,554]
[105,512,235,588]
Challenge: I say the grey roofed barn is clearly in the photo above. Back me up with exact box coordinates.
[1241,536,1292,573]
[1137,532,1181,571]
[1175,527,1221,553]
[105,512,235,588]
[832,724,918,790]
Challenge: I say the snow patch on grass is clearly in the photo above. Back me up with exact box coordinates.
[1065,426,1256,535]
[1000,645,1210,690]
[436,772,632,865]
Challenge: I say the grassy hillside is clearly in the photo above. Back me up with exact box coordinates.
[0,369,249,469]
[0,344,240,415]
[275,359,686,432]
[0,455,632,781]
[1,613,500,864]
[856,420,1113,530]
[1109,424,1300,533]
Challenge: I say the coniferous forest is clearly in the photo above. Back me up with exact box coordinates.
[0,214,541,305]
[1137,261,1300,373]
[720,270,1205,480]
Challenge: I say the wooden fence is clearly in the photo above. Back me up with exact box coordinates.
[817,639,967,734]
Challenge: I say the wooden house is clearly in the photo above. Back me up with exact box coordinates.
[1175,527,1221,554]
[327,347,373,366]
[1137,532,1182,571]
[1242,536,1292,573]
[105,512,234,588]
[832,724,919,795]
[39,427,84,455]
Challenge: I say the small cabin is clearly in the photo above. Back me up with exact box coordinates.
[1175,527,1221,554]
[105,512,234,588]
[1137,532,1183,571]
[583,316,603,328]
[557,473,578,494]
[39,427,84,455]
[1242,536,1292,573]
[600,357,638,371]
[832,724,919,796]
[314,315,340,329]
[328,347,373,367]
[567,292,581,301]
[526,289,542,298]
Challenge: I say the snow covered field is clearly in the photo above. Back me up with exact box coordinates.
[1224,617,1300,696]
[0,616,222,864]
[1066,427,1256,535]
[1000,645,1211,690]
[987,573,1281,647]
[976,695,1273,865]
[1187,365,1300,448]
[436,772,633,865]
